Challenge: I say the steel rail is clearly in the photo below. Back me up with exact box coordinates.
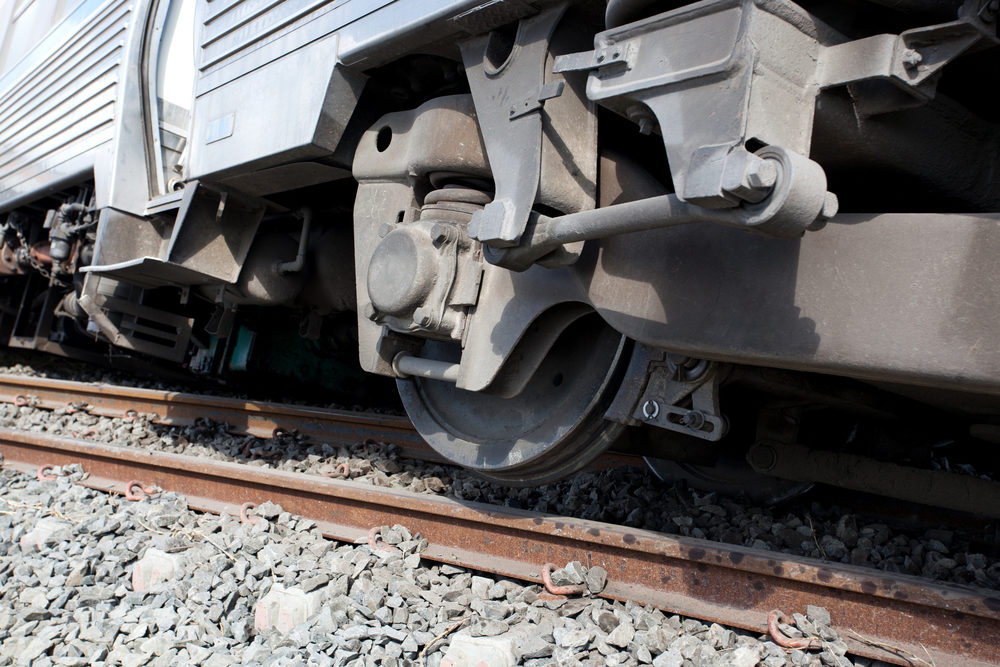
[0,373,424,451]
[1,428,997,666]
[0,374,642,470]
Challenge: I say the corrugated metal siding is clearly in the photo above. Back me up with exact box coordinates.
[198,0,337,82]
[0,0,133,208]
[194,0,515,94]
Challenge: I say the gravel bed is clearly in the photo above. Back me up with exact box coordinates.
[0,399,997,594]
[0,465,890,667]
[1,347,998,594]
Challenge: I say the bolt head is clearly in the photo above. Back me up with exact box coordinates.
[626,104,656,136]
[746,159,777,190]
[721,152,777,204]
[679,410,705,430]
[748,444,777,471]
[902,48,922,68]
[819,191,839,221]
[412,307,432,327]
[430,223,451,245]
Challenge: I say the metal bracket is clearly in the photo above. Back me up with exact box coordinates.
[632,359,727,441]
[460,4,569,247]
[819,0,998,114]
[508,80,565,119]
[553,43,634,73]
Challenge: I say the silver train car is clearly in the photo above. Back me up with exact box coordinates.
[1,0,998,497]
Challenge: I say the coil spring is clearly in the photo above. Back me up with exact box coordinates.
[420,185,492,223]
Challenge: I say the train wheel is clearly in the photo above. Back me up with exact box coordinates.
[396,313,631,486]
[644,455,813,506]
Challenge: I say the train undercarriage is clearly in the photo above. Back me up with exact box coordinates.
[0,0,998,506]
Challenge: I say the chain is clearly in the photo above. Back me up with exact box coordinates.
[6,221,69,287]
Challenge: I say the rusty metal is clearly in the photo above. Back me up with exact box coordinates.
[0,374,641,470]
[367,526,397,553]
[28,243,53,266]
[0,428,997,666]
[541,562,588,597]
[124,479,157,501]
[0,374,423,452]
[240,502,258,525]
[0,244,24,276]
[768,609,824,650]
[748,441,1000,519]
[323,462,350,479]
[0,373,432,455]
[36,464,56,482]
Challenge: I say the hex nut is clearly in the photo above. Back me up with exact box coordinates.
[746,160,778,189]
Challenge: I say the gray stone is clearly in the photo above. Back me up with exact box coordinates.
[121,651,153,667]
[606,619,634,648]
[792,613,817,637]
[652,647,683,667]
[594,610,618,634]
[19,587,48,609]
[806,605,831,627]
[186,645,212,663]
[470,576,492,600]
[704,623,732,648]
[477,600,511,621]
[340,625,370,641]
[441,634,516,667]
[487,582,506,600]
[585,566,607,594]
[18,635,54,663]
[730,645,761,667]
[513,632,553,660]
[820,650,853,667]
[554,627,592,649]
[468,618,509,637]
[138,635,173,655]
[553,561,586,586]
[203,652,236,667]
[299,574,329,592]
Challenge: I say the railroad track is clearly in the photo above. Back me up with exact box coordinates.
[0,373,998,665]
[1,426,998,666]
[0,374,641,470]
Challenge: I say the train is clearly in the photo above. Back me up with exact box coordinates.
[1,0,998,504]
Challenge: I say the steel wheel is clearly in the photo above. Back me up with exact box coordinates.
[397,313,631,486]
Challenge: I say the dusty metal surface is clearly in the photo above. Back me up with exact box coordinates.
[748,441,1000,519]
[1,427,997,667]
[0,374,640,470]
